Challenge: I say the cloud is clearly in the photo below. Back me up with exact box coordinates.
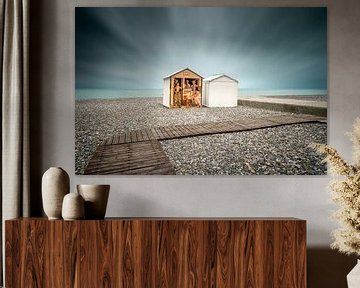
[76,7,327,90]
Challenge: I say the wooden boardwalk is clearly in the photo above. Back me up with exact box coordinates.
[85,140,175,175]
[84,114,326,175]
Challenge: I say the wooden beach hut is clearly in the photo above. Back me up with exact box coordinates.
[163,68,203,108]
[203,74,238,107]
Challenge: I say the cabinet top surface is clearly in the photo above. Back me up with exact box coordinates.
[6,217,305,222]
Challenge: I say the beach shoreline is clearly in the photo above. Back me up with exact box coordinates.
[75,96,327,175]
[76,95,327,102]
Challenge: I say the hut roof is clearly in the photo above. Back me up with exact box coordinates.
[163,67,203,79]
[204,74,238,83]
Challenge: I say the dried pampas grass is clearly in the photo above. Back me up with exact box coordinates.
[311,118,360,256]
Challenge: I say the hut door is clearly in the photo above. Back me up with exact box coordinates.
[173,78,182,107]
[183,78,201,107]
[182,78,192,107]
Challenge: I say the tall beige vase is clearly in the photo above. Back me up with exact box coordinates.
[77,184,110,219]
[42,167,70,219]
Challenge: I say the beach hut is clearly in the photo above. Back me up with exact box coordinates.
[203,74,238,107]
[163,68,203,108]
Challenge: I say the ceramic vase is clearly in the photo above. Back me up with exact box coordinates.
[42,167,70,219]
[347,259,360,288]
[77,184,110,219]
[62,192,85,220]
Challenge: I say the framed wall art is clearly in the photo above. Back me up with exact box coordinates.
[75,7,327,175]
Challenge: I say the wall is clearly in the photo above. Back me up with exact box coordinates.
[29,0,360,287]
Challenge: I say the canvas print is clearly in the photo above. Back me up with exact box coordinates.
[75,7,327,175]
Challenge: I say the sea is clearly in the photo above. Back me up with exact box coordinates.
[75,88,327,100]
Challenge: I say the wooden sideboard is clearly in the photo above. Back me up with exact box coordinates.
[5,218,306,287]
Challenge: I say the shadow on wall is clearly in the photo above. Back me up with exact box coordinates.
[308,248,357,288]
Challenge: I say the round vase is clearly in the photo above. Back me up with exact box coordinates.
[42,167,70,219]
[77,184,110,219]
[62,192,85,220]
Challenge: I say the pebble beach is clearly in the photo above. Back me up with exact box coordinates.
[75,97,327,175]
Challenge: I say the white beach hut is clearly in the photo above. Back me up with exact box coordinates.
[203,74,238,107]
[163,68,203,108]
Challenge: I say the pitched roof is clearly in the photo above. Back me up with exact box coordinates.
[163,67,203,79]
[204,74,238,83]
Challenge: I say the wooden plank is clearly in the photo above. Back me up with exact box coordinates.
[169,125,180,137]
[216,221,234,287]
[202,221,217,287]
[116,133,122,144]
[172,125,184,137]
[150,127,161,140]
[152,127,162,139]
[163,126,176,139]
[182,124,198,136]
[119,133,126,144]
[136,129,144,142]
[176,125,191,137]
[158,127,168,140]
[159,126,171,139]
[161,126,173,139]
[111,134,119,145]
[5,221,21,288]
[124,131,131,143]
[274,220,306,288]
[90,164,173,176]
[141,129,150,141]
[145,128,156,140]
[296,221,307,287]
[105,137,113,145]
[99,150,167,165]
[96,221,115,287]
[130,131,138,143]
[124,163,175,175]
[63,221,80,288]
[117,220,155,287]
[48,221,64,288]
[80,221,97,287]
[20,219,47,287]
[79,221,115,286]
[189,124,203,135]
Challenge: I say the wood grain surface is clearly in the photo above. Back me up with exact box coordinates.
[6,218,306,288]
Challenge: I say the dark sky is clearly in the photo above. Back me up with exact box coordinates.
[76,7,327,90]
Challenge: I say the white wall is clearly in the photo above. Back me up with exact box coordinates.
[34,0,360,251]
[162,78,170,107]
[206,77,238,107]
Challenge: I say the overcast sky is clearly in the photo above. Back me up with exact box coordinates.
[75,7,327,90]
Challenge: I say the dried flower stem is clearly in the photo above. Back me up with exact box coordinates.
[311,118,360,256]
